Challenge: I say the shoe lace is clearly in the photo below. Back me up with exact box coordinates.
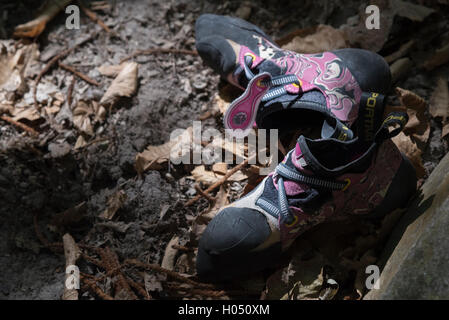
[273,150,348,224]
[243,55,301,103]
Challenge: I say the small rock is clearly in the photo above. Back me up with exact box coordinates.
[48,142,71,158]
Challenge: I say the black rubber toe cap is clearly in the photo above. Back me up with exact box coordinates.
[197,207,281,282]
[333,48,392,94]
[196,35,236,76]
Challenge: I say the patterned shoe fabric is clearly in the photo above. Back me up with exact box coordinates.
[195,14,391,135]
[197,112,417,282]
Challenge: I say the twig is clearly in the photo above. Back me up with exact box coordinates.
[78,1,112,33]
[194,184,216,204]
[80,251,104,269]
[120,48,198,64]
[62,233,81,300]
[34,32,97,108]
[185,151,261,207]
[80,274,114,300]
[171,244,194,252]
[0,115,39,137]
[74,137,109,151]
[126,276,151,300]
[99,247,137,300]
[58,61,100,86]
[67,76,76,108]
[124,259,215,290]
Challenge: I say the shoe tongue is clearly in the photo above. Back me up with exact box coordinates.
[256,59,283,77]
[291,136,326,176]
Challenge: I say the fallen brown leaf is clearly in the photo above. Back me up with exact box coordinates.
[392,131,426,178]
[191,165,248,186]
[265,246,328,300]
[212,162,228,175]
[97,64,126,77]
[443,122,449,138]
[99,190,127,220]
[72,100,106,136]
[395,87,427,112]
[135,127,192,174]
[429,78,449,120]
[161,236,179,271]
[100,62,138,107]
[11,106,41,122]
[281,25,348,54]
[13,0,74,38]
[74,135,87,149]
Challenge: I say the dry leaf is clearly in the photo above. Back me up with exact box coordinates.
[191,165,221,186]
[72,100,106,136]
[392,131,426,178]
[191,165,247,186]
[161,236,179,271]
[74,135,87,149]
[13,0,73,38]
[73,100,94,136]
[11,106,41,121]
[97,64,126,77]
[429,78,449,120]
[135,127,192,173]
[100,62,138,107]
[443,122,449,138]
[266,247,328,300]
[395,87,430,150]
[403,108,430,147]
[212,162,228,175]
[0,43,38,96]
[281,25,348,54]
[395,87,427,112]
[99,190,127,220]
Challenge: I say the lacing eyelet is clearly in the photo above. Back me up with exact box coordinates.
[342,178,351,192]
[285,214,298,227]
[244,52,256,62]
[292,79,302,88]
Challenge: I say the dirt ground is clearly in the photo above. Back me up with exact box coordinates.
[1,0,448,300]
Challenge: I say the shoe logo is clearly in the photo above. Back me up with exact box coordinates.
[232,112,248,126]
[364,92,379,141]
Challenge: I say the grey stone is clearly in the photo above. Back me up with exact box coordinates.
[365,152,449,299]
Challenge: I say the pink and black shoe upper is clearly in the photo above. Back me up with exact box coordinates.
[197,113,417,282]
[195,14,391,137]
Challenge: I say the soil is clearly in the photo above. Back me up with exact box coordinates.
[0,0,448,300]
